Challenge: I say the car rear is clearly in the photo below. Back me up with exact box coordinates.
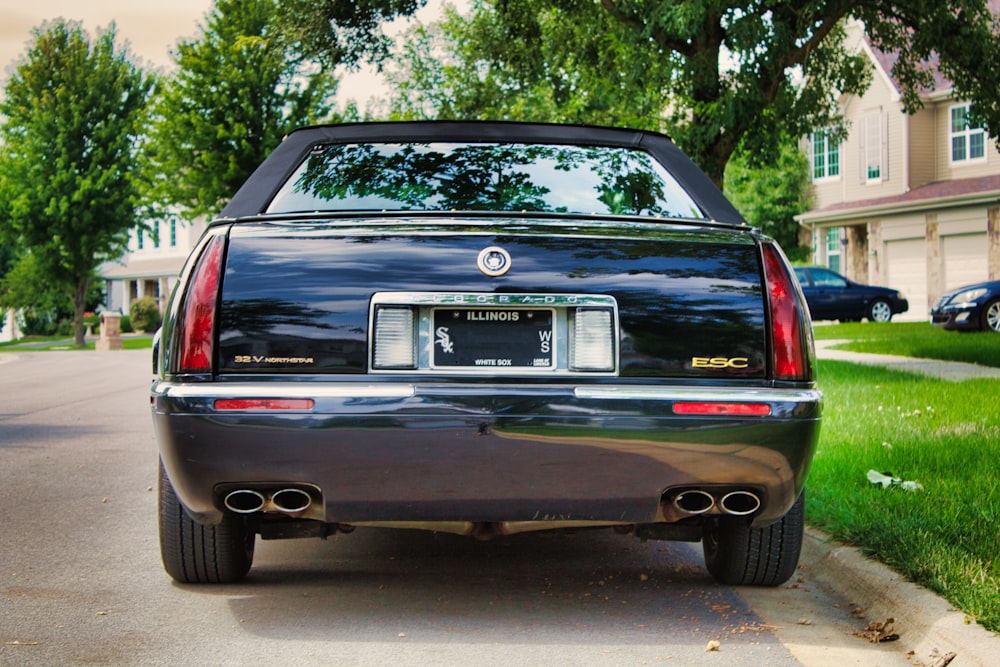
[151,122,822,585]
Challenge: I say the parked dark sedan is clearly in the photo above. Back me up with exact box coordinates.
[931,280,1000,332]
[151,121,821,587]
[793,266,908,322]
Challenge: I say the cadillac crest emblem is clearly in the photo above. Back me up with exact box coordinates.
[477,246,512,277]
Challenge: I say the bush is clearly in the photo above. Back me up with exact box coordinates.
[130,297,162,333]
[120,315,134,334]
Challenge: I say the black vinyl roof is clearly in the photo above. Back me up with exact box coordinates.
[219,121,745,224]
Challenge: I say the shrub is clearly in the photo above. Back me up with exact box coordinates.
[130,297,162,333]
[120,315,134,334]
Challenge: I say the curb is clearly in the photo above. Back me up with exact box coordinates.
[802,528,1000,665]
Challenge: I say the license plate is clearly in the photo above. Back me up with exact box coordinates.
[432,308,554,369]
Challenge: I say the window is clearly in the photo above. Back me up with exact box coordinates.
[826,227,841,273]
[951,104,986,163]
[152,221,160,249]
[861,114,885,182]
[267,141,706,219]
[812,131,840,180]
[136,228,144,251]
[170,218,177,247]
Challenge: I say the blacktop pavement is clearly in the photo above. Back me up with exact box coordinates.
[2,337,998,663]
[806,340,1000,665]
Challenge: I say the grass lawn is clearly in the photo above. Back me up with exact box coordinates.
[810,355,1000,632]
[0,335,153,351]
[813,320,1000,367]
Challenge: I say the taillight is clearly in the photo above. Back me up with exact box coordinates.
[762,244,810,381]
[178,235,226,373]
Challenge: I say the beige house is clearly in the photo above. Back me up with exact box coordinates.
[798,21,1000,321]
[99,216,208,316]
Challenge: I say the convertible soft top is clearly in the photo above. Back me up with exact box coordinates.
[219,121,746,224]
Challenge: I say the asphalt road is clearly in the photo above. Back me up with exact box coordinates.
[0,350,913,666]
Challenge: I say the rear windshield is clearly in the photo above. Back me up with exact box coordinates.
[265,142,705,219]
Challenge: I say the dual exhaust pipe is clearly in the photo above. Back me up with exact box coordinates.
[224,487,314,515]
[672,488,761,516]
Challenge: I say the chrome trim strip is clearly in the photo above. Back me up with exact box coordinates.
[156,383,416,399]
[573,386,822,403]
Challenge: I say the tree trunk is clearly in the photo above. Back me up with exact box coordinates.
[73,276,89,348]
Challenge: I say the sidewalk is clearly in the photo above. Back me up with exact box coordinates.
[814,338,1000,381]
[804,341,1000,665]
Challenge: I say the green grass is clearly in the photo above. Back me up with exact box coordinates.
[812,321,1000,367]
[810,359,1000,631]
[0,335,153,351]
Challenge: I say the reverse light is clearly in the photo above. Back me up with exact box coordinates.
[178,235,226,373]
[372,306,416,369]
[570,308,615,371]
[762,244,810,381]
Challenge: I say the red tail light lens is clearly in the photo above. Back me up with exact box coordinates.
[762,244,810,381]
[673,402,772,416]
[178,235,225,373]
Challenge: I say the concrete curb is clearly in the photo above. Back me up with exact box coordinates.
[807,342,1000,663]
[802,528,1000,666]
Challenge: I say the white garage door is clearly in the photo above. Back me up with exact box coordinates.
[943,233,989,289]
[885,238,927,321]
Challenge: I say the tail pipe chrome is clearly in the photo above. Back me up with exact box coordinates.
[672,489,715,514]
[270,488,313,514]
[718,490,761,516]
[224,489,266,514]
[223,487,315,515]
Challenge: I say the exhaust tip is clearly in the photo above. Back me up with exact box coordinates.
[719,490,761,516]
[224,489,266,514]
[673,489,715,514]
[271,488,313,514]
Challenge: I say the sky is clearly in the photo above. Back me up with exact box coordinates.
[0,0,452,106]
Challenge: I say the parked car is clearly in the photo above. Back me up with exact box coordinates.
[930,280,1000,332]
[151,121,822,586]
[793,266,908,322]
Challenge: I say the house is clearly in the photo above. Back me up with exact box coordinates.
[797,20,1000,321]
[99,216,208,316]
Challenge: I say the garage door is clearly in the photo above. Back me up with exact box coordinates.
[943,233,988,289]
[885,238,927,321]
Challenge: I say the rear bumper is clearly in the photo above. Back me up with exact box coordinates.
[151,380,821,528]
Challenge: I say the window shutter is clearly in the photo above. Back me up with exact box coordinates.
[859,117,867,184]
[882,112,890,181]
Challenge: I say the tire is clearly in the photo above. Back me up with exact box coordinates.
[702,491,804,586]
[158,461,254,583]
[982,299,1000,332]
[867,299,893,322]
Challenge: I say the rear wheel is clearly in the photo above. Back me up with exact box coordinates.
[982,299,1000,332]
[158,461,254,583]
[867,299,893,322]
[702,491,804,586]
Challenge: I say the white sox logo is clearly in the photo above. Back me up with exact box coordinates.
[435,327,454,353]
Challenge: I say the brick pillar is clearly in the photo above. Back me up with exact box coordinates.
[926,215,941,307]
[868,220,883,283]
[989,207,1000,280]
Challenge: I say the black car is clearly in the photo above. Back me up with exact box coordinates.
[793,266,908,322]
[150,121,821,586]
[931,280,1000,332]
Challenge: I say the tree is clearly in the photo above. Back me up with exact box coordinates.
[386,0,674,129]
[142,0,339,220]
[724,140,812,261]
[0,20,152,347]
[282,0,1000,188]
